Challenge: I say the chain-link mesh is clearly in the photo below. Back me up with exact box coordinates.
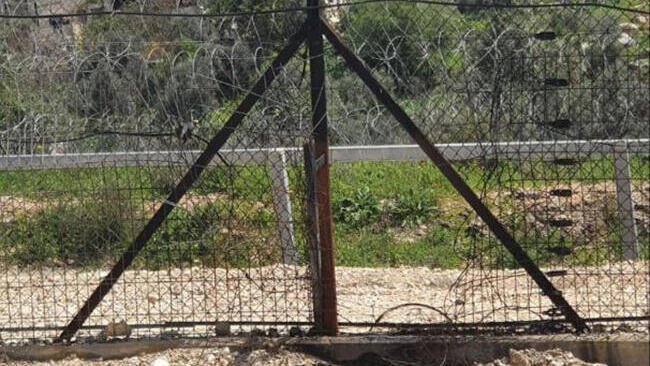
[327,0,649,331]
[0,0,648,345]
[0,0,316,342]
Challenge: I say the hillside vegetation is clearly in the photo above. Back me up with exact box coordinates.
[0,0,648,152]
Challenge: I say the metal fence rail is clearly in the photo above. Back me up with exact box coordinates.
[2,139,646,264]
[3,139,649,169]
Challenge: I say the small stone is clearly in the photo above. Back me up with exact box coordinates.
[591,324,607,333]
[250,328,265,337]
[289,326,305,337]
[615,323,633,333]
[150,358,169,366]
[619,22,639,31]
[251,201,265,211]
[104,320,131,338]
[617,32,635,47]
[509,349,531,366]
[214,321,231,336]
[267,327,280,337]
[206,353,216,362]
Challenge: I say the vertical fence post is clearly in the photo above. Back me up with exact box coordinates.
[307,0,338,335]
[267,148,298,264]
[613,141,639,260]
[303,143,323,330]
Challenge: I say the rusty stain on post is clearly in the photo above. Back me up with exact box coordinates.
[303,143,323,331]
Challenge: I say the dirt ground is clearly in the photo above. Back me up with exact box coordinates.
[0,347,610,365]
[1,346,334,366]
[0,261,648,342]
[475,348,607,366]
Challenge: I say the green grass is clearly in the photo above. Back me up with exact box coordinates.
[0,156,647,269]
[335,227,463,268]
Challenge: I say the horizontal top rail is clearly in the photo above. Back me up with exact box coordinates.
[0,139,648,170]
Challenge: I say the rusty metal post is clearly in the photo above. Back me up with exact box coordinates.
[307,0,338,335]
[303,143,323,331]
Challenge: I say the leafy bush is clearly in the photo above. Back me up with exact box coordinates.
[334,185,438,229]
[340,3,453,95]
[1,198,129,267]
[141,200,279,269]
[333,186,380,228]
[388,188,437,227]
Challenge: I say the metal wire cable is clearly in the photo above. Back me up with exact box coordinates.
[0,1,648,19]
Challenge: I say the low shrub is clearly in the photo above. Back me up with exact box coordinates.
[1,197,129,267]
[387,188,437,227]
[333,186,380,228]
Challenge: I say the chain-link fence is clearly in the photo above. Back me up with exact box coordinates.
[326,0,650,332]
[1,0,317,342]
[0,0,648,344]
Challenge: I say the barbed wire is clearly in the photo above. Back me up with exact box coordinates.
[0,1,648,19]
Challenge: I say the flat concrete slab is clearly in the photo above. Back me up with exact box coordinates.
[1,338,248,362]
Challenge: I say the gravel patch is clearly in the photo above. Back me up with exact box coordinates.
[2,346,334,366]
[0,345,619,365]
[475,348,607,366]
[0,261,647,341]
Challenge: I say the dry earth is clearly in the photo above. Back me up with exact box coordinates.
[474,348,607,366]
[1,346,334,366]
[0,347,611,365]
[0,262,647,342]
[462,181,650,246]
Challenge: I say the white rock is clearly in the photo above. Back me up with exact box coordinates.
[619,22,639,31]
[617,32,635,47]
[150,358,169,366]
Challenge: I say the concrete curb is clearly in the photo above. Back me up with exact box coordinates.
[1,338,248,362]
